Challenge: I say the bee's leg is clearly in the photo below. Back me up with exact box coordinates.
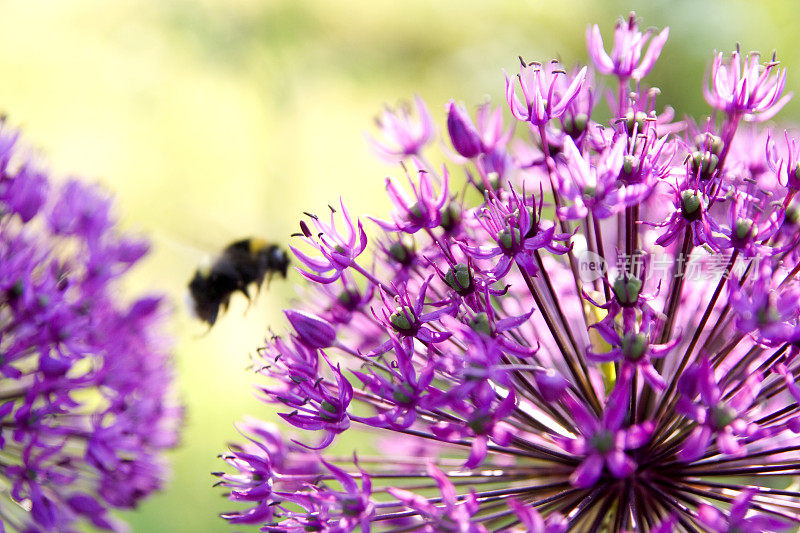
[197,324,213,338]
[240,286,252,314]
[253,275,266,297]
[220,296,233,318]
[194,305,219,338]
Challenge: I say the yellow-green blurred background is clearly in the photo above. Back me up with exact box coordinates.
[0,0,795,530]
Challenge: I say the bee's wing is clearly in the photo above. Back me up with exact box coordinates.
[153,230,217,263]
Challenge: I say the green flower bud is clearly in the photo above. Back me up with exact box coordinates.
[388,236,415,265]
[341,498,364,517]
[622,154,638,177]
[469,312,492,336]
[735,218,753,241]
[319,400,339,420]
[693,132,724,155]
[690,150,719,180]
[337,290,354,306]
[498,227,522,252]
[390,306,415,332]
[563,113,589,137]
[613,275,642,307]
[680,190,703,221]
[392,382,416,404]
[408,202,425,220]
[625,110,648,135]
[440,202,461,231]
[475,172,501,194]
[445,263,473,295]
[468,413,491,434]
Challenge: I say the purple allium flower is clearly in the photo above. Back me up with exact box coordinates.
[0,120,181,531]
[447,100,484,159]
[372,165,450,234]
[766,130,800,198]
[505,60,587,126]
[675,357,760,461]
[388,463,483,532]
[284,309,338,349]
[587,311,678,391]
[446,100,514,161]
[558,381,653,488]
[460,185,572,277]
[696,489,792,532]
[367,95,435,161]
[220,13,800,532]
[704,49,791,122]
[291,198,369,285]
[586,13,669,82]
[557,136,650,219]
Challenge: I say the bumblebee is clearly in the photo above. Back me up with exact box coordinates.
[187,238,290,326]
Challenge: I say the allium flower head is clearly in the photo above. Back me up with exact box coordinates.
[0,120,181,531]
[220,13,800,533]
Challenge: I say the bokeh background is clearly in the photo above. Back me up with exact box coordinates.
[0,0,795,530]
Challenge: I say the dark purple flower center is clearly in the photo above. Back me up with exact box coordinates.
[440,203,461,232]
[563,113,589,138]
[622,333,649,361]
[710,403,737,430]
[341,497,365,516]
[468,413,491,434]
[388,238,415,265]
[469,312,492,336]
[591,430,615,454]
[785,204,800,226]
[408,202,426,223]
[392,382,416,404]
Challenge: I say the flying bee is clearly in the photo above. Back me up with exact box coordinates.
[187,238,290,327]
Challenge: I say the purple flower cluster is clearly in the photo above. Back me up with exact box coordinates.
[0,121,181,531]
[220,13,800,532]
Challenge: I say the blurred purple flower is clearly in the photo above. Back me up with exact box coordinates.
[0,120,181,531]
[367,95,435,161]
